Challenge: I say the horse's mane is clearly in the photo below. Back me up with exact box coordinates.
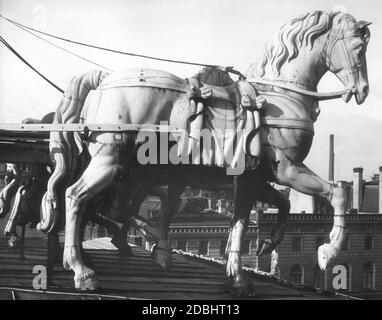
[247,11,355,77]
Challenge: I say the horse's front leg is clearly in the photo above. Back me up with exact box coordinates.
[226,173,255,295]
[256,183,290,256]
[276,157,346,270]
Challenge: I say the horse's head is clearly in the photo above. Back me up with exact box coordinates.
[323,14,371,104]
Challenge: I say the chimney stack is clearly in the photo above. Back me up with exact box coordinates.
[217,199,227,214]
[353,167,363,212]
[379,166,382,214]
[329,134,334,182]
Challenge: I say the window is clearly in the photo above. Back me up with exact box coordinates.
[220,240,227,256]
[290,264,303,284]
[97,227,106,238]
[176,241,187,251]
[363,262,375,290]
[241,240,250,255]
[365,236,374,250]
[316,237,325,250]
[149,209,160,219]
[198,241,208,255]
[135,237,142,247]
[292,237,302,252]
[342,237,350,251]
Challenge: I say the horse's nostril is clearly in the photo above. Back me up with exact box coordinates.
[363,85,369,96]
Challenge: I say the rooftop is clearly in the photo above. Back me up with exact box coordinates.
[0,230,354,300]
[258,213,382,223]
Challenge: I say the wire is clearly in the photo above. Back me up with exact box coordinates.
[14,22,113,72]
[0,35,64,93]
[0,13,219,68]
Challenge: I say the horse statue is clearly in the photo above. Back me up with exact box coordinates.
[0,113,160,256]
[0,164,21,219]
[0,114,53,249]
[37,11,370,291]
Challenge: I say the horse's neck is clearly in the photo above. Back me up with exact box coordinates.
[266,39,327,89]
[260,42,328,120]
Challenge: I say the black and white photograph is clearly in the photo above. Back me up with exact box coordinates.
[0,0,381,306]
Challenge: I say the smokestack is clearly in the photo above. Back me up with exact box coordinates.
[329,134,334,182]
[379,166,382,214]
[353,167,363,212]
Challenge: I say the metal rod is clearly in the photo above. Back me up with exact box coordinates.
[0,123,181,133]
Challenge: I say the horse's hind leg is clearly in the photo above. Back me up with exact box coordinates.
[152,182,184,270]
[114,190,148,257]
[276,157,346,270]
[63,156,121,290]
[226,173,255,295]
[90,214,132,257]
[256,183,290,256]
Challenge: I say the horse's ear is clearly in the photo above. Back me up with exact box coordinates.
[356,21,372,44]
[356,20,372,29]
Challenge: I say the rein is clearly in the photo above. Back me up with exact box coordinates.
[248,78,354,101]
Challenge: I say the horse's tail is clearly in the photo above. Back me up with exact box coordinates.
[38,70,110,233]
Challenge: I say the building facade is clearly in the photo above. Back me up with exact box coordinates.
[256,165,382,298]
[168,211,258,268]
[257,213,382,297]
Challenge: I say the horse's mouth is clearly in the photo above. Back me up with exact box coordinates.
[345,86,368,105]
[342,90,353,103]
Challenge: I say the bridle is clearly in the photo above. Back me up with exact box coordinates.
[321,28,364,94]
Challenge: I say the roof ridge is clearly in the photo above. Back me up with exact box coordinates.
[172,249,361,300]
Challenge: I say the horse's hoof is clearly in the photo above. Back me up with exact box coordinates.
[74,271,99,291]
[256,238,275,256]
[8,237,21,249]
[318,243,338,270]
[232,276,256,297]
[151,245,172,270]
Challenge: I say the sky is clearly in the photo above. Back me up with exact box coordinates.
[0,0,381,182]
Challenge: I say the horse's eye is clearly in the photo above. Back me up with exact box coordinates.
[357,46,366,57]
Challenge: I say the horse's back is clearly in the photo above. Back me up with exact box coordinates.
[83,68,190,127]
[100,68,187,91]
